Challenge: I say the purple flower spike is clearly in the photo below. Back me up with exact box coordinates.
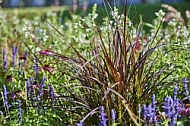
[146,104,154,123]
[39,77,46,97]
[170,107,176,126]
[2,85,9,111]
[152,94,157,110]
[48,84,55,105]
[143,104,147,121]
[111,109,116,123]
[99,106,108,126]
[18,100,23,125]
[162,96,173,118]
[2,49,7,70]
[183,78,189,96]
[173,85,178,100]
[12,45,18,67]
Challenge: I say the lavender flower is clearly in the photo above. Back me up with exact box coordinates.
[143,104,147,122]
[76,121,82,126]
[183,78,189,96]
[111,109,116,123]
[29,78,34,95]
[170,107,176,126]
[152,94,157,110]
[162,95,180,126]
[39,77,45,97]
[48,84,55,105]
[2,85,9,111]
[146,104,154,124]
[28,78,36,105]
[18,100,23,125]
[162,96,173,118]
[174,98,181,116]
[173,85,178,100]
[172,85,182,115]
[2,49,7,70]
[99,106,108,126]
[12,45,18,67]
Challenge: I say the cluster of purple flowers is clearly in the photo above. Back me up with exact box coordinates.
[2,46,28,78]
[26,77,46,103]
[2,85,23,124]
[142,79,190,126]
[77,106,109,126]
[76,79,189,126]
[99,106,108,126]
[25,76,57,108]
[143,94,159,125]
[162,85,181,126]
[1,47,189,125]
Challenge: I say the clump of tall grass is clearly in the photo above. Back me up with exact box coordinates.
[45,3,175,125]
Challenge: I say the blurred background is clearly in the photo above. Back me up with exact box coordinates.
[1,0,189,8]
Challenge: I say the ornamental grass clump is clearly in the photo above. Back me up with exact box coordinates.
[45,3,174,125]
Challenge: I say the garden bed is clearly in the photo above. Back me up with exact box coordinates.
[0,3,190,125]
